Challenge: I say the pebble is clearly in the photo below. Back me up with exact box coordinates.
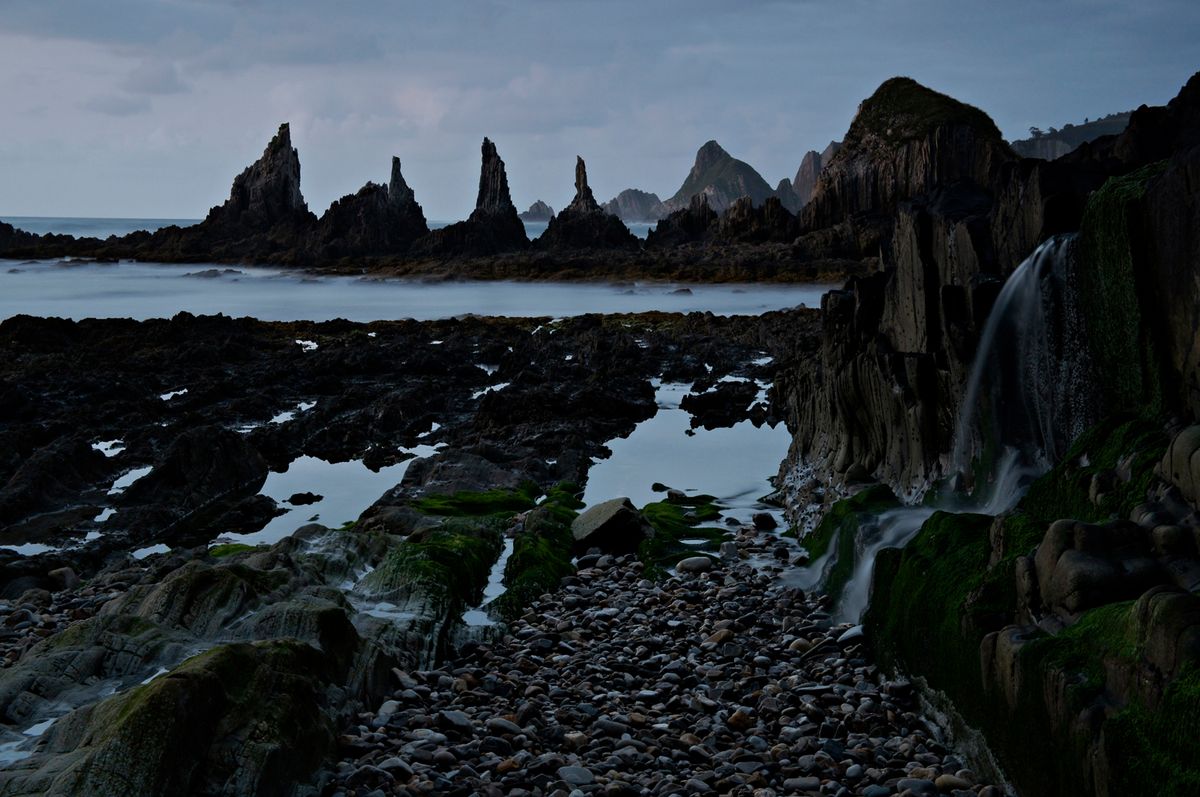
[327,523,1006,796]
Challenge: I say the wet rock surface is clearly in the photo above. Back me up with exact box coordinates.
[326,523,1004,797]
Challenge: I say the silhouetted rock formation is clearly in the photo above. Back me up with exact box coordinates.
[773,179,802,213]
[414,138,529,256]
[601,189,664,221]
[536,157,638,250]
[801,79,1014,256]
[646,193,718,247]
[1011,111,1133,160]
[717,196,799,243]
[206,123,312,233]
[792,141,841,207]
[312,157,429,259]
[518,201,555,222]
[658,141,776,215]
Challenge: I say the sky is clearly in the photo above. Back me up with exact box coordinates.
[1,1,1197,221]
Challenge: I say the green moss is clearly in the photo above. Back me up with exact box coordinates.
[799,484,899,600]
[638,495,726,578]
[1077,161,1169,414]
[866,511,997,696]
[208,543,258,558]
[78,640,336,795]
[1106,665,1200,797]
[846,76,1004,146]
[1019,413,1167,526]
[364,517,503,609]
[412,482,542,516]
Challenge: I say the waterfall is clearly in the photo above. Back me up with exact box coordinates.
[822,234,1098,623]
[945,234,1089,492]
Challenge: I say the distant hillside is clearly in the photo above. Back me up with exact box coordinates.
[658,140,776,215]
[601,189,664,222]
[1010,111,1133,159]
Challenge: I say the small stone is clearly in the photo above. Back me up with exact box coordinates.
[557,765,595,786]
[935,774,973,791]
[676,556,714,574]
[726,709,754,731]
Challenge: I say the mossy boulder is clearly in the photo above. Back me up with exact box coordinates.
[0,640,340,797]
[570,498,652,555]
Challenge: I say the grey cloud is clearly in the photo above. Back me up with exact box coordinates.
[80,94,153,116]
[122,60,188,95]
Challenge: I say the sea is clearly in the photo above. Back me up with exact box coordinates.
[0,216,656,241]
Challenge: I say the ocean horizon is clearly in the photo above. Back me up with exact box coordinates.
[0,215,656,241]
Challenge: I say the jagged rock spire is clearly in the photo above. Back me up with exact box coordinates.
[209,122,310,230]
[388,156,416,208]
[472,137,517,217]
[567,156,601,214]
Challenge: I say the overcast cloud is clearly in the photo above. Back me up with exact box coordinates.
[1,0,1197,219]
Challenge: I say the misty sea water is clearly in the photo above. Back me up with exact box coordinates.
[0,216,656,241]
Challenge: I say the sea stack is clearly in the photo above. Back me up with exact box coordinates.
[536,156,638,250]
[313,156,429,258]
[207,123,312,232]
[414,137,528,256]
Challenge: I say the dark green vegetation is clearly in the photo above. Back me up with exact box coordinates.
[492,484,583,620]
[412,483,542,516]
[799,485,898,603]
[207,542,258,558]
[1011,110,1133,156]
[1020,413,1168,525]
[366,517,504,610]
[845,76,1004,147]
[42,640,339,796]
[1077,161,1169,413]
[865,414,1191,797]
[638,494,726,579]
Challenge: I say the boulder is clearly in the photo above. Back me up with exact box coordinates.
[570,498,651,554]
[0,641,341,797]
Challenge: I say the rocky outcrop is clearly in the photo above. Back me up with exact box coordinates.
[645,193,718,247]
[658,140,776,215]
[716,196,799,244]
[773,178,802,213]
[518,200,555,222]
[601,188,665,221]
[792,141,840,207]
[312,157,429,259]
[535,157,638,251]
[207,123,311,233]
[801,79,1016,254]
[414,138,529,256]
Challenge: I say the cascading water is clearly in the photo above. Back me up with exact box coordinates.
[814,234,1099,623]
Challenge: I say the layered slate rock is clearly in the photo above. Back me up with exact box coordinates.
[658,140,776,215]
[645,193,718,247]
[601,188,665,221]
[414,138,529,256]
[717,195,799,244]
[792,141,841,207]
[518,200,555,222]
[535,157,638,250]
[313,157,430,258]
[801,78,1015,253]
